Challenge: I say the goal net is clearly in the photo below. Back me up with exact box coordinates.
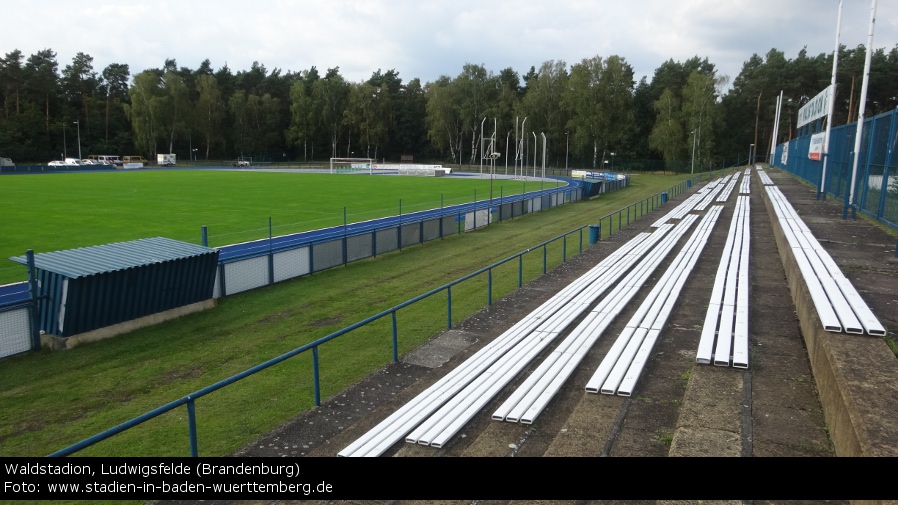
[330,158,374,174]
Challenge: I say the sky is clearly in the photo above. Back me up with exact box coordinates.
[5,0,898,92]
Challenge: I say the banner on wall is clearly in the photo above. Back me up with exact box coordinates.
[780,142,789,166]
[797,86,832,129]
[808,132,826,161]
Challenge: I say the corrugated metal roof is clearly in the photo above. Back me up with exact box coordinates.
[9,237,216,279]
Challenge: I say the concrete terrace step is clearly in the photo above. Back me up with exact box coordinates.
[232,167,897,473]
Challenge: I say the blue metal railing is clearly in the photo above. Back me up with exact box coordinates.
[47,178,698,457]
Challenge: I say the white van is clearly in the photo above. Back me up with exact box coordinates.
[89,155,123,166]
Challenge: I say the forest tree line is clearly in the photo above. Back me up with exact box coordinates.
[1,44,896,169]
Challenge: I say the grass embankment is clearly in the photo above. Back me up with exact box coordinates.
[0,173,690,458]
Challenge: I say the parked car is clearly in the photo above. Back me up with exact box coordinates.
[48,160,67,166]
[232,160,251,167]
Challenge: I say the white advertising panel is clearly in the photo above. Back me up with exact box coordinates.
[797,86,832,128]
[808,132,826,161]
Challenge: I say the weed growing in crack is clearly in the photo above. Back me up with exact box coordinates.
[654,429,673,445]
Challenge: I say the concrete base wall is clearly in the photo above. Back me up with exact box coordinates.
[41,299,217,350]
[760,186,898,460]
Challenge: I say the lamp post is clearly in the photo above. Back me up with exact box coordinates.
[749,143,754,166]
[565,132,569,173]
[62,123,67,159]
[192,148,198,162]
[610,152,615,172]
[73,120,81,160]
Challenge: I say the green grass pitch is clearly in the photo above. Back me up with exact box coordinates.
[0,170,561,285]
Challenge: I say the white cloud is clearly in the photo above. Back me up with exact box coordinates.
[3,0,896,89]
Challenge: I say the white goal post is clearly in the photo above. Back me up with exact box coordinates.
[330,158,374,174]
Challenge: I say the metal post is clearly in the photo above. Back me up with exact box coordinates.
[520,117,528,178]
[312,347,321,406]
[505,130,510,175]
[541,132,547,189]
[201,226,208,247]
[391,311,398,362]
[268,217,275,283]
[26,249,41,351]
[691,129,697,174]
[187,398,198,457]
[480,117,486,175]
[565,132,569,173]
[532,132,537,178]
[447,286,452,328]
[74,120,81,160]
[488,269,493,305]
[820,0,842,201]
[847,0,878,220]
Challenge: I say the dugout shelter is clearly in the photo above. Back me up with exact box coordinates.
[10,237,219,338]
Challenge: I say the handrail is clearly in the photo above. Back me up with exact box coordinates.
[215,181,580,263]
[46,178,695,457]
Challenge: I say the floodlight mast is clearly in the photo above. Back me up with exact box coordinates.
[819,0,842,201]
[519,117,528,178]
[532,132,537,178]
[73,120,81,160]
[846,0,877,220]
[488,146,500,225]
[540,132,547,190]
[480,117,486,175]
[505,130,511,175]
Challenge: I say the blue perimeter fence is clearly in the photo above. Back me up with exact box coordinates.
[34,172,717,457]
[771,107,898,233]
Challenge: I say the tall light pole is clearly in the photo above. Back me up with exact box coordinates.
[565,132,569,173]
[819,0,842,200]
[847,0,877,220]
[520,117,528,178]
[532,131,537,178]
[749,143,754,166]
[540,132,547,189]
[62,123,67,159]
[691,129,697,174]
[480,117,486,175]
[610,152,615,172]
[505,130,511,175]
[73,120,81,160]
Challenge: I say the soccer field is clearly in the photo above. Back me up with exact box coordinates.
[0,170,561,285]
